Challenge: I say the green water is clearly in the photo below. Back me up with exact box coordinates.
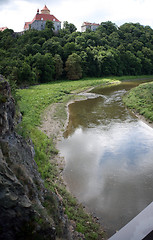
[58,80,153,237]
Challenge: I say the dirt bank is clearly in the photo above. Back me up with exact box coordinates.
[39,93,107,240]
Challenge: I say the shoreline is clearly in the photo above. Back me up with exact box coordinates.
[39,81,152,239]
[132,110,153,129]
[40,88,97,183]
[40,88,107,238]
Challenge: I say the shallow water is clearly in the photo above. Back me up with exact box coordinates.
[58,80,153,237]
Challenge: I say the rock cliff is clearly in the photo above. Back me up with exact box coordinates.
[0,75,72,240]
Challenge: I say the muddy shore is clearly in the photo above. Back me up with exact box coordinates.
[40,84,153,200]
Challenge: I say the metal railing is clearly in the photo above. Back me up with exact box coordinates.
[109,202,153,240]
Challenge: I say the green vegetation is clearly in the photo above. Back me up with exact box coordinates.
[2,17,153,239]
[123,82,153,122]
[18,77,119,239]
[1,22,153,86]
[17,76,153,239]
[17,77,120,132]
[65,53,82,80]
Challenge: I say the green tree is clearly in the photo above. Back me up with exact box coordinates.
[31,43,42,55]
[43,20,55,38]
[45,20,55,31]
[97,21,118,35]
[63,42,77,60]
[0,28,16,50]
[32,53,55,82]
[54,54,63,79]
[19,62,33,83]
[79,51,89,77]
[120,51,142,75]
[42,38,63,56]
[63,21,77,33]
[85,47,98,76]
[93,48,119,76]
[66,32,81,43]
[65,53,82,80]
[75,36,87,49]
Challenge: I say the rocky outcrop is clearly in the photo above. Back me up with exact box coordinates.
[0,76,72,240]
[0,75,15,135]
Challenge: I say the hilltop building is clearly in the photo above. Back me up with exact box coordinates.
[81,22,100,32]
[24,5,61,32]
[0,27,8,32]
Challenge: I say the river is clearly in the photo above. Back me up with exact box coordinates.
[58,80,153,237]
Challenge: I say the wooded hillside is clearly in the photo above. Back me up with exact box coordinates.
[1,21,153,84]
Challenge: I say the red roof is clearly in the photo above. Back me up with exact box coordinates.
[41,5,50,11]
[83,22,99,26]
[0,27,8,32]
[24,13,60,30]
[33,13,60,22]
[24,22,31,30]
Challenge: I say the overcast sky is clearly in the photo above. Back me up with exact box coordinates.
[0,0,153,32]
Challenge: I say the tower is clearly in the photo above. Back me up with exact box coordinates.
[41,5,50,15]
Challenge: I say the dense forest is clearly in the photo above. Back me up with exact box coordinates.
[1,20,153,85]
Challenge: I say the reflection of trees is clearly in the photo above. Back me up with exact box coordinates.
[64,98,102,137]
[63,82,141,138]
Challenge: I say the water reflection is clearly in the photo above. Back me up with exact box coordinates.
[58,81,153,237]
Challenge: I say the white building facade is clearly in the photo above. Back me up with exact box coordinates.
[81,22,100,32]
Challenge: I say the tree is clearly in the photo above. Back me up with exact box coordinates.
[0,28,16,50]
[32,53,55,82]
[79,51,89,77]
[42,38,63,56]
[31,43,42,55]
[63,42,77,60]
[66,32,81,43]
[97,21,118,35]
[120,51,142,75]
[108,32,120,48]
[54,54,63,79]
[1,19,153,84]
[65,53,82,80]
[19,62,33,83]
[45,20,55,31]
[44,20,55,38]
[93,48,119,76]
[75,36,87,49]
[63,21,77,33]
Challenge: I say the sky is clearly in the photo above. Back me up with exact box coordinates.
[0,0,153,32]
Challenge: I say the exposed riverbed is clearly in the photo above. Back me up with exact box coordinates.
[58,80,153,237]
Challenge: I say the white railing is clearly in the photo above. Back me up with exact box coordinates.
[109,202,153,240]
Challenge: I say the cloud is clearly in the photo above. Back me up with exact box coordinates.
[0,0,41,5]
[56,0,153,30]
[0,0,10,5]
[1,0,153,31]
[0,0,41,30]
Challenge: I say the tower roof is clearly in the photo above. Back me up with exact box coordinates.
[41,5,50,14]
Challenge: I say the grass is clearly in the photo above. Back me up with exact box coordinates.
[17,76,153,239]
[17,76,153,130]
[123,81,153,122]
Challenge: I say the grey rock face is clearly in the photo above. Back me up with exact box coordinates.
[0,75,15,135]
[0,76,71,240]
